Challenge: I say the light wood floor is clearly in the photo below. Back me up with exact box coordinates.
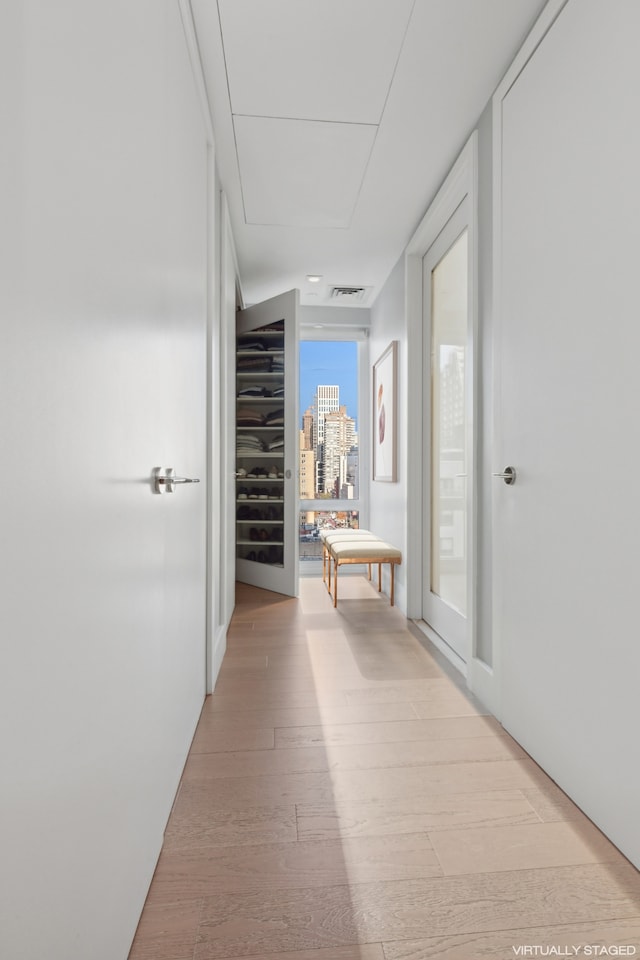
[129,578,640,960]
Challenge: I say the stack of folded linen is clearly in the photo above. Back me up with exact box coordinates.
[265,434,284,452]
[237,339,266,352]
[238,384,271,398]
[237,355,272,372]
[236,433,264,456]
[264,408,284,427]
[237,408,264,427]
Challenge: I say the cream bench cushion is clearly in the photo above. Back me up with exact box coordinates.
[326,537,402,608]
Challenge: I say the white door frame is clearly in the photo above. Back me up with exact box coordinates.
[421,207,472,669]
[179,0,239,692]
[405,132,478,682]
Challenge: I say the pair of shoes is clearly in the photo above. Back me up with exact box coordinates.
[257,550,268,563]
[246,550,257,562]
[251,528,270,541]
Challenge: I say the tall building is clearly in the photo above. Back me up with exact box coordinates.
[301,407,314,451]
[314,385,339,450]
[322,405,357,495]
[298,429,315,501]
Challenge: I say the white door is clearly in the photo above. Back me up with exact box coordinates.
[0,2,208,955]
[422,202,472,665]
[235,289,299,596]
[495,0,640,867]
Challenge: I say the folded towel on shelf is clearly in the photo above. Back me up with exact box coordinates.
[237,407,265,423]
[238,385,271,397]
[237,356,272,372]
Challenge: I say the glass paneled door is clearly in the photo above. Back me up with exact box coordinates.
[422,203,472,664]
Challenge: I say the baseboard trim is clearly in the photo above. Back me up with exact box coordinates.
[411,619,467,679]
[210,623,227,690]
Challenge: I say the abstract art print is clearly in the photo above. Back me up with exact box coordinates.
[372,340,397,481]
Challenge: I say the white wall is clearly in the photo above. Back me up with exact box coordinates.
[368,257,409,611]
[0,3,211,957]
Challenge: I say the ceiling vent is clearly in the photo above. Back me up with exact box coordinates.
[329,285,369,304]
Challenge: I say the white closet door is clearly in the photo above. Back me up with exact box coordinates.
[495,0,640,867]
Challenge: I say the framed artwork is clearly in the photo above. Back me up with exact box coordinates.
[372,340,398,482]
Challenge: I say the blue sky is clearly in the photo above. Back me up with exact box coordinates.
[299,341,358,430]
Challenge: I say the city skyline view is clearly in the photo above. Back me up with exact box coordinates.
[299,340,358,429]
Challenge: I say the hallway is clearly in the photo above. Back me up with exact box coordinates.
[129,579,640,959]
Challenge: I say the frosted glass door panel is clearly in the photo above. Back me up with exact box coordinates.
[431,230,468,617]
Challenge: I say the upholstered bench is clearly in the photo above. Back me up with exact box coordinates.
[323,535,402,608]
[320,529,376,586]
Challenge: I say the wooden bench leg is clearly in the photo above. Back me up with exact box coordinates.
[322,545,326,583]
[327,550,332,594]
[367,562,372,581]
[333,558,339,608]
[378,562,382,593]
[390,562,395,606]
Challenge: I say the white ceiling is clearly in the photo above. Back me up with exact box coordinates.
[191,0,548,309]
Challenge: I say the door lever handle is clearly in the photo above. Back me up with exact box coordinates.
[153,468,200,493]
[157,476,200,485]
[492,466,516,485]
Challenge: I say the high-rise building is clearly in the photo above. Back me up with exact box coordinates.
[301,407,314,451]
[298,429,315,500]
[314,385,339,450]
[322,405,356,495]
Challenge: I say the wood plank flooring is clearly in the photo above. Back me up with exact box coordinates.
[129,578,640,960]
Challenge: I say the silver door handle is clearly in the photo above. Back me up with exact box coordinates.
[158,477,200,485]
[153,468,200,493]
[492,466,516,485]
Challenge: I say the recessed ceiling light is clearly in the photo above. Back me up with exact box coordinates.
[306,274,322,283]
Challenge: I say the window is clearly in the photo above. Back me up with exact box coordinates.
[299,342,359,500]
[298,336,366,566]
